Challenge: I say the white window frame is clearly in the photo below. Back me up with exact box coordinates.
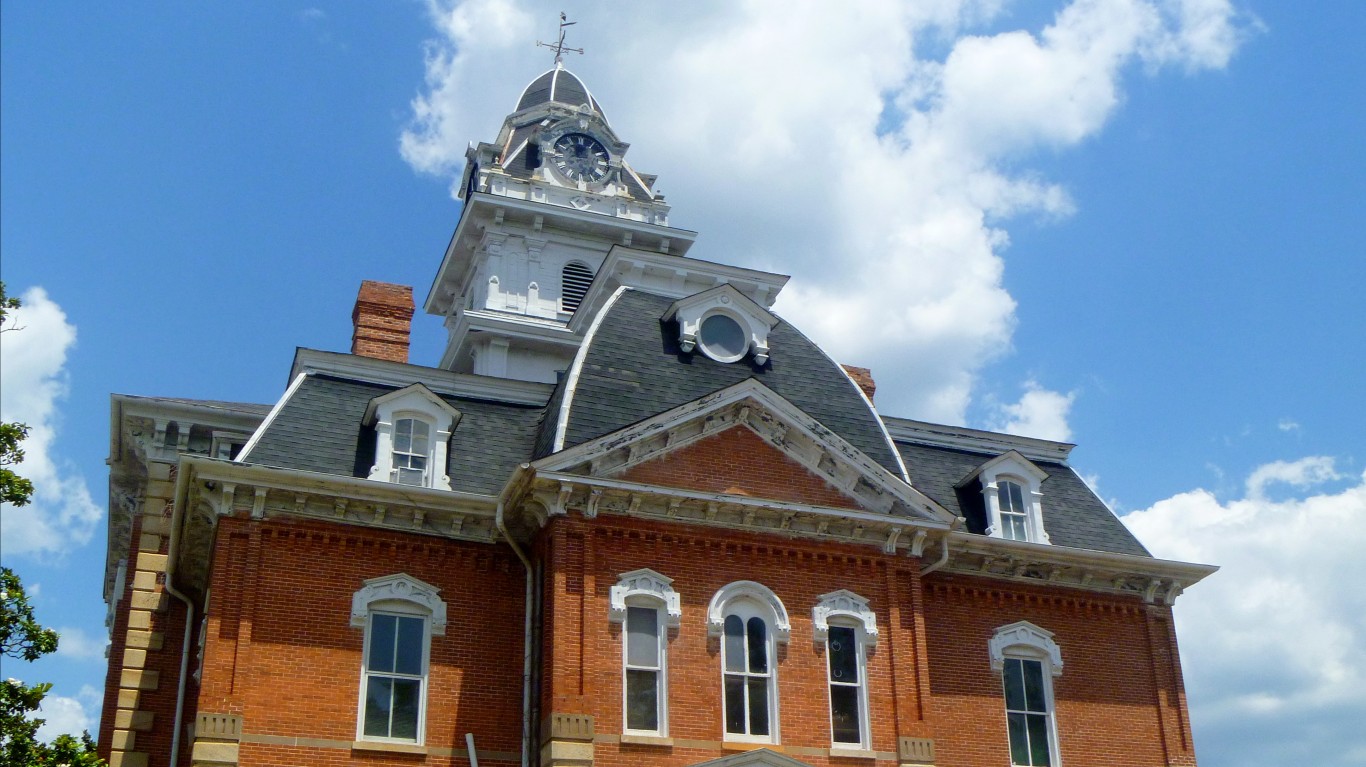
[609,569,680,737]
[708,581,789,745]
[350,574,447,745]
[664,285,779,365]
[812,590,877,751]
[364,384,461,491]
[974,452,1050,544]
[989,621,1063,767]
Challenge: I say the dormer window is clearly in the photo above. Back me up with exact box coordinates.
[958,451,1051,544]
[665,285,779,365]
[392,417,432,486]
[364,384,462,491]
[997,479,1029,541]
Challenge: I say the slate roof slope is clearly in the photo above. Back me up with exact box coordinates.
[514,66,606,118]
[245,374,544,495]
[544,289,904,475]
[894,439,1150,557]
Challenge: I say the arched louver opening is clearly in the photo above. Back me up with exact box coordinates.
[561,261,594,314]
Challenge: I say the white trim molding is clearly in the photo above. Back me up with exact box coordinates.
[961,451,1051,545]
[707,581,790,644]
[350,573,448,636]
[988,620,1062,676]
[811,590,878,648]
[664,284,779,365]
[609,568,681,628]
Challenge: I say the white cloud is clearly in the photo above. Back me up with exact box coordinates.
[0,287,103,558]
[1277,418,1301,433]
[33,684,101,742]
[399,0,1249,425]
[1123,460,1366,766]
[987,381,1076,441]
[54,626,107,662]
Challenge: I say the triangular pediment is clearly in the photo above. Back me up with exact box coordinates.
[533,379,952,523]
[690,748,816,767]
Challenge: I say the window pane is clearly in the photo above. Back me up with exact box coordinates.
[1003,658,1026,711]
[747,678,769,736]
[724,675,746,733]
[1007,712,1031,765]
[724,615,745,672]
[394,616,424,676]
[369,614,396,673]
[1009,482,1025,512]
[1022,659,1047,713]
[625,669,659,731]
[746,617,768,673]
[396,467,424,486]
[1005,515,1028,541]
[1026,712,1052,766]
[391,678,421,741]
[830,684,861,743]
[410,420,430,451]
[626,606,659,667]
[364,676,393,737]
[828,626,858,682]
[394,420,413,452]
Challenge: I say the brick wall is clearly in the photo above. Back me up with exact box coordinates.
[616,426,860,510]
[351,281,414,364]
[196,514,526,766]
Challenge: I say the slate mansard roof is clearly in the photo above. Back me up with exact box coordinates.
[244,374,544,496]
[515,66,606,119]
[233,286,1149,558]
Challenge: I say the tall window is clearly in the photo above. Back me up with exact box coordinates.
[813,589,877,751]
[362,612,426,741]
[561,261,594,313]
[709,581,789,745]
[609,569,679,737]
[997,480,1028,541]
[1002,657,1054,766]
[723,603,773,739]
[391,417,431,486]
[990,621,1063,767]
[351,574,447,746]
[624,605,665,733]
[826,625,865,746]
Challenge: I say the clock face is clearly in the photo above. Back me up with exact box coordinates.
[551,133,610,183]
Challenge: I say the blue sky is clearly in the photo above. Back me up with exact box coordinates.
[1,2,1362,764]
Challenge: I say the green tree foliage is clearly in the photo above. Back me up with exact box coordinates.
[0,283,107,766]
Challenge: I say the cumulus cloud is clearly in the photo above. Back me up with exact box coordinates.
[33,684,101,743]
[987,381,1076,441]
[0,287,103,557]
[1124,459,1366,766]
[54,626,108,662]
[399,1,1249,423]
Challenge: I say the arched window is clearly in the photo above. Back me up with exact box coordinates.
[813,590,878,751]
[989,621,1063,767]
[708,582,789,744]
[609,569,680,737]
[350,574,447,745]
[560,261,594,313]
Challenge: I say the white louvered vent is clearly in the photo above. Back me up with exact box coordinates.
[561,262,594,313]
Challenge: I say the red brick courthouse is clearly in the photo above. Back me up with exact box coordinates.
[99,60,1214,767]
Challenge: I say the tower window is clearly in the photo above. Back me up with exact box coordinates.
[560,261,594,313]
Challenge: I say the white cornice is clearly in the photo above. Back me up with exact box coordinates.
[288,348,554,406]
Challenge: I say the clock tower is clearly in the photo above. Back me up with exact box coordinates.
[424,61,703,383]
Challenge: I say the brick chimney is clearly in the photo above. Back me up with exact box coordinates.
[351,281,415,364]
[842,365,876,404]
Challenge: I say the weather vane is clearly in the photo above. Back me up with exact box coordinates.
[536,12,583,65]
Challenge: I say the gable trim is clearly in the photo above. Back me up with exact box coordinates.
[235,372,310,464]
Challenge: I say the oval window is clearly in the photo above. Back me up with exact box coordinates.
[699,313,748,362]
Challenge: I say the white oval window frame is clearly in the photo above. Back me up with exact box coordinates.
[696,310,750,363]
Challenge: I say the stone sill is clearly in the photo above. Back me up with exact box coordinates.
[351,740,428,755]
[620,733,673,747]
[722,740,782,752]
[829,747,878,760]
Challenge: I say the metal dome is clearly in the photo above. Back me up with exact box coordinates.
[514,65,607,120]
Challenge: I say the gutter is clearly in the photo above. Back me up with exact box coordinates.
[164,460,197,767]
[495,465,537,767]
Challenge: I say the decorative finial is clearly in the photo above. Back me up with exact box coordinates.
[536,11,583,66]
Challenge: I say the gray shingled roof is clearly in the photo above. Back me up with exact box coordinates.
[515,67,605,117]
[543,289,904,475]
[894,440,1150,557]
[245,374,544,495]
